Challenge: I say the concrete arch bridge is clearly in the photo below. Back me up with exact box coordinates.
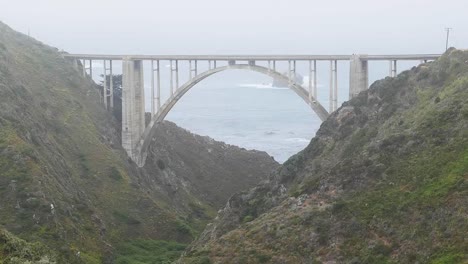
[63,54,440,166]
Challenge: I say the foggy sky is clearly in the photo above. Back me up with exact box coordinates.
[1,0,466,55]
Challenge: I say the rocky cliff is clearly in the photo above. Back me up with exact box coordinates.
[0,21,278,263]
[180,49,468,263]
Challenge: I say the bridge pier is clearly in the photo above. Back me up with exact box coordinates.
[329,60,338,112]
[89,60,93,79]
[103,60,108,109]
[122,59,146,165]
[109,60,114,109]
[349,54,369,98]
[308,60,317,101]
[389,60,397,77]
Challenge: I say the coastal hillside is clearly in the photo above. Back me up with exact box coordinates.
[0,21,278,263]
[180,49,468,263]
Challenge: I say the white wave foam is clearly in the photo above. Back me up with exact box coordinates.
[285,137,310,143]
[238,83,289,90]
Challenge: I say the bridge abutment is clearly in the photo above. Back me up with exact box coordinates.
[122,59,146,165]
[349,54,369,98]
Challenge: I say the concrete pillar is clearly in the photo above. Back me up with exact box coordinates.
[313,60,317,99]
[175,60,179,90]
[110,60,114,109]
[308,60,317,102]
[89,60,93,79]
[170,60,174,96]
[103,60,107,109]
[292,60,296,76]
[189,60,193,79]
[329,61,333,112]
[151,60,155,115]
[391,60,397,77]
[82,59,86,77]
[156,60,161,111]
[349,54,369,98]
[333,60,338,111]
[308,60,313,102]
[122,59,145,163]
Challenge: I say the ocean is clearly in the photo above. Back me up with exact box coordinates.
[164,72,325,163]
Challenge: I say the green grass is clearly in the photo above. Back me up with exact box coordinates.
[333,137,468,262]
[430,251,466,264]
[114,239,186,264]
[0,228,57,263]
[175,218,197,238]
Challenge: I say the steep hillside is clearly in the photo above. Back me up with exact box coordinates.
[180,49,468,263]
[143,121,277,209]
[0,21,278,263]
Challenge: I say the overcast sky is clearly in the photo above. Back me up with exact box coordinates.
[1,0,466,55]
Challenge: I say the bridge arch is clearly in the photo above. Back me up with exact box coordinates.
[136,64,329,164]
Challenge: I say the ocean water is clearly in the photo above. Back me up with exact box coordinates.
[165,74,324,163]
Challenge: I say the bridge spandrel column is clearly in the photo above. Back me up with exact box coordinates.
[122,59,145,163]
[349,54,369,98]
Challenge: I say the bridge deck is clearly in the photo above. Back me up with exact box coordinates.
[62,54,441,61]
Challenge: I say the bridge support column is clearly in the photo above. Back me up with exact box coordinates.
[89,60,93,79]
[109,60,114,109]
[82,59,86,77]
[329,60,338,112]
[122,59,145,165]
[349,54,368,98]
[389,60,397,77]
[103,60,108,109]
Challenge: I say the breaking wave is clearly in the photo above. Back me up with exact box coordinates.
[238,83,289,90]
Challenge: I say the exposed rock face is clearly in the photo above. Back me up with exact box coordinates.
[0,21,278,263]
[180,49,468,263]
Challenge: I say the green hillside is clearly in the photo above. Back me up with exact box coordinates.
[0,21,278,263]
[181,49,468,263]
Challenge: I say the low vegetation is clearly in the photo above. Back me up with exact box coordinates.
[180,49,468,263]
[114,240,186,264]
[0,21,277,263]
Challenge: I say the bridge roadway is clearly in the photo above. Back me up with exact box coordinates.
[62,52,442,167]
[63,54,441,61]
